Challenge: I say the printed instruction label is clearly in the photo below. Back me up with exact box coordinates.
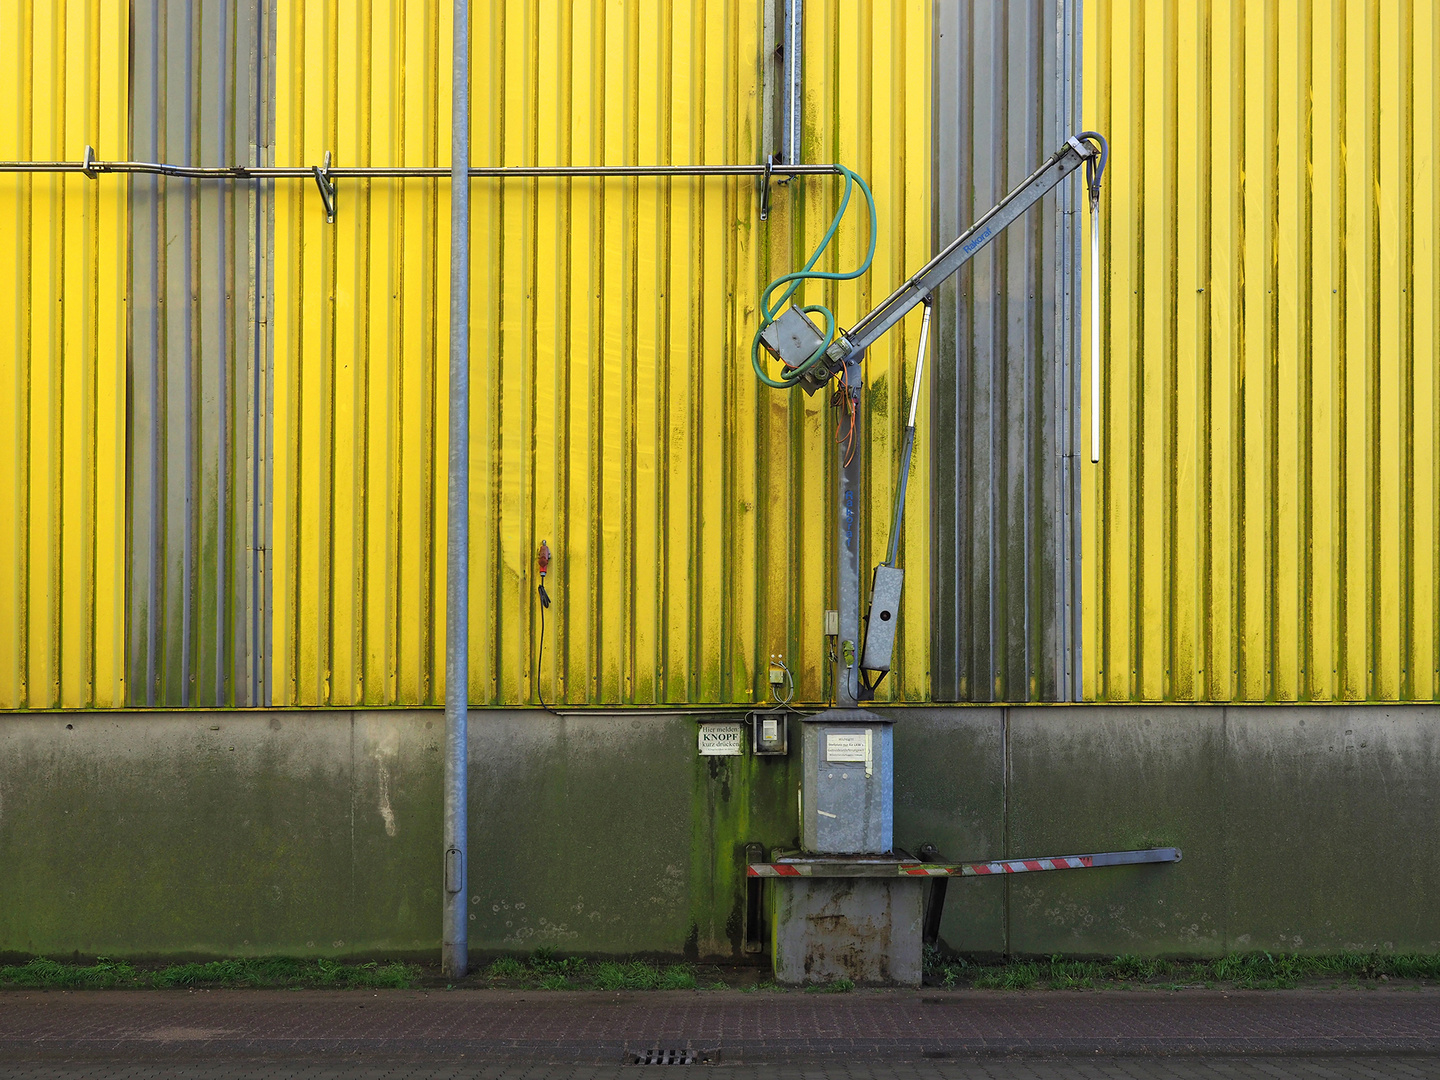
[762,718,779,741]
[698,722,744,756]
[826,730,869,762]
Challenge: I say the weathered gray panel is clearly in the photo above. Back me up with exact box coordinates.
[127,1,275,706]
[1006,706,1228,956]
[931,0,1083,701]
[772,878,925,985]
[1222,707,1440,952]
[1005,705,1440,956]
[800,719,894,854]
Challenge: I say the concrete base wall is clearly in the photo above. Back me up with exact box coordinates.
[771,878,925,985]
[2,705,1437,960]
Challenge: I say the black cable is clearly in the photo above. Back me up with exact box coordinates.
[1076,130,1108,205]
[536,581,552,711]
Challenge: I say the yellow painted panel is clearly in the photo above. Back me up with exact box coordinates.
[1415,0,1439,701]
[0,0,127,710]
[272,0,931,706]
[1084,0,1439,702]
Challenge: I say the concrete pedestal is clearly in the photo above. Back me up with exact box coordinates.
[770,867,924,986]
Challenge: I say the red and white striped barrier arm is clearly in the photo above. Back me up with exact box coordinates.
[746,847,1180,878]
[906,856,1091,877]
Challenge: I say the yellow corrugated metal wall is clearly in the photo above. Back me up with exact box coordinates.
[0,0,128,709]
[271,0,931,707]
[1084,0,1439,702]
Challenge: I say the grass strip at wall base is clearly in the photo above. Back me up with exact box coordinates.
[924,949,1440,990]
[4,949,1439,992]
[0,957,417,990]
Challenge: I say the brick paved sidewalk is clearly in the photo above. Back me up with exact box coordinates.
[4,1058,1440,1080]
[2,989,1439,1064]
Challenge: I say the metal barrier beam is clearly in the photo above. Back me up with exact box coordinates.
[747,847,1182,878]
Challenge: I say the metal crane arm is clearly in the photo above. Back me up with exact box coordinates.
[759,133,1106,395]
[848,132,1107,689]
[842,133,1105,371]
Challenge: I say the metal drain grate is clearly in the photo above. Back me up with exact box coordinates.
[629,1047,697,1065]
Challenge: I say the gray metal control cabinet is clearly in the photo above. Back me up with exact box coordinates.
[799,711,894,854]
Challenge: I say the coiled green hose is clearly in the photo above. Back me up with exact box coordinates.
[751,164,878,390]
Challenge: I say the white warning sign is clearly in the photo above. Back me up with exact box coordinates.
[698,722,744,756]
[826,730,870,763]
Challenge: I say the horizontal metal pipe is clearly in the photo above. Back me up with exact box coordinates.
[0,159,845,180]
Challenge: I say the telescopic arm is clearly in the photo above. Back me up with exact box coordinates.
[837,133,1106,368]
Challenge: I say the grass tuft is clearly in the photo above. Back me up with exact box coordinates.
[479,955,698,992]
[806,977,855,993]
[740,979,782,993]
[485,957,526,980]
[594,961,661,991]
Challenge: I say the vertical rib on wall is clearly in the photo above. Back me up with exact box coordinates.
[0,1,128,709]
[270,0,931,707]
[127,0,275,707]
[931,0,1083,702]
[1084,0,1440,702]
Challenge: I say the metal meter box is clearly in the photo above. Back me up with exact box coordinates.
[859,565,905,672]
[759,307,826,370]
[799,710,894,854]
[748,710,789,755]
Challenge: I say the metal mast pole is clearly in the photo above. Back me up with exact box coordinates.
[442,0,471,978]
[835,357,864,709]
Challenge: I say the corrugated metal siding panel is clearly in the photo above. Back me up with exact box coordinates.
[931,0,1084,703]
[1084,0,1439,702]
[270,0,931,707]
[0,0,128,709]
[126,0,274,707]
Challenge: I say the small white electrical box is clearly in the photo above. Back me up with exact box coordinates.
[747,709,790,756]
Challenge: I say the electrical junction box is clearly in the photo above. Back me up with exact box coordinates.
[759,306,825,368]
[759,307,841,395]
[859,565,904,673]
[748,709,789,755]
[799,710,894,854]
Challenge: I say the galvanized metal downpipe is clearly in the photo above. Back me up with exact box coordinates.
[836,365,863,709]
[442,0,471,979]
[783,0,802,165]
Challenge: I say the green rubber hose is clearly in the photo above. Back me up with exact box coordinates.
[751,164,878,390]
